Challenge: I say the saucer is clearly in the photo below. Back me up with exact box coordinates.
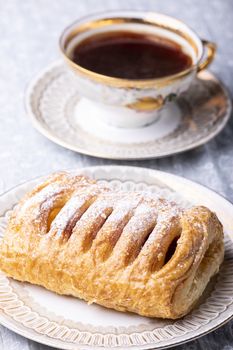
[25,61,231,160]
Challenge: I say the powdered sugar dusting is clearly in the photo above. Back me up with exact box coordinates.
[14,172,186,253]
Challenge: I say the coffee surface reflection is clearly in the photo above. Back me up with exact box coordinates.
[70,31,192,80]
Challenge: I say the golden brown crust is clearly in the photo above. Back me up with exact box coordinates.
[0,171,224,319]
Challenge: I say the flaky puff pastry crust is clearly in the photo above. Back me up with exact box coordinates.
[0,171,224,319]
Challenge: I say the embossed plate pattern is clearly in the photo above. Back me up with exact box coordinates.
[25,62,232,160]
[0,166,233,349]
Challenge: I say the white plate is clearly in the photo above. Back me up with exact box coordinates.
[0,166,233,350]
[25,62,231,160]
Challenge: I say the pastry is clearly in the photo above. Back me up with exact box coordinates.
[0,171,224,319]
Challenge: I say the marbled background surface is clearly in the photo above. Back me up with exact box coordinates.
[0,0,233,349]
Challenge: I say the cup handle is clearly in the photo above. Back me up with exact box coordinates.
[197,40,216,72]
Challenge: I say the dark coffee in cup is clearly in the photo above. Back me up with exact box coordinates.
[69,31,192,80]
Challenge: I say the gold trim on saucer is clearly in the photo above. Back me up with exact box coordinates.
[25,61,232,161]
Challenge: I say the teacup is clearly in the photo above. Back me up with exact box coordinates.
[60,11,216,128]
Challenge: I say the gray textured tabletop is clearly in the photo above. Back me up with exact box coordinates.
[1,0,233,349]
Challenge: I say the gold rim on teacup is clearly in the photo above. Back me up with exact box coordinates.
[59,11,216,128]
[60,13,216,89]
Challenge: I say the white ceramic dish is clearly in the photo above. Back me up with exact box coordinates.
[25,62,231,160]
[0,166,233,350]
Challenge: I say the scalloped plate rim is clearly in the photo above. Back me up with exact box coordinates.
[24,61,232,160]
[0,165,233,350]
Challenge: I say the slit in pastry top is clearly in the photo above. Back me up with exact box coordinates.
[0,171,224,319]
